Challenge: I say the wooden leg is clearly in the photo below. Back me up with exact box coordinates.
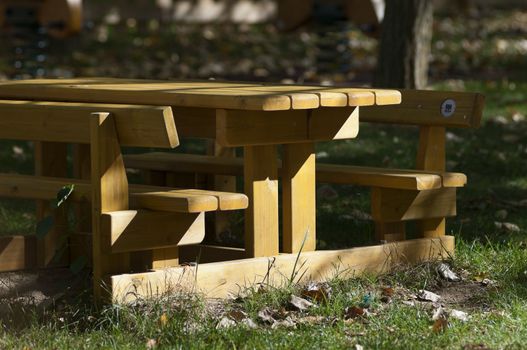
[35,141,68,267]
[90,113,130,302]
[152,248,179,269]
[244,145,279,258]
[416,126,447,239]
[418,217,445,238]
[282,142,316,253]
[208,141,237,242]
[375,221,406,242]
[72,144,92,266]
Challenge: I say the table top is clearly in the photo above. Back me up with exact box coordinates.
[0,78,401,111]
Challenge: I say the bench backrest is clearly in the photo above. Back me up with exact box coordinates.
[0,100,178,148]
[360,90,485,128]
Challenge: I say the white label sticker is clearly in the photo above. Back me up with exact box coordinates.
[440,99,456,117]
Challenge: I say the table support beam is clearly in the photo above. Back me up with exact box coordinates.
[282,142,316,253]
[244,145,279,258]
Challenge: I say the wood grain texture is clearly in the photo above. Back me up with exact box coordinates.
[0,235,36,272]
[101,210,205,253]
[282,143,316,253]
[371,187,457,222]
[35,141,68,268]
[244,145,279,258]
[90,112,130,301]
[112,236,455,301]
[308,107,359,141]
[0,78,401,111]
[0,100,178,148]
[360,90,484,128]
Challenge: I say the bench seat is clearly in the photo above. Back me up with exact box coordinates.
[124,152,466,191]
[0,173,248,213]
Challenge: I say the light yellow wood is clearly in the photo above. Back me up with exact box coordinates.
[130,191,218,213]
[371,187,457,222]
[35,141,68,267]
[308,107,359,141]
[207,141,238,242]
[124,153,467,189]
[0,78,401,111]
[179,244,246,264]
[416,126,448,238]
[0,174,91,201]
[244,145,279,258]
[217,109,308,146]
[152,248,180,269]
[90,112,130,301]
[0,235,36,272]
[111,236,455,302]
[282,142,316,253]
[416,126,446,172]
[0,100,178,148]
[101,210,205,253]
[170,189,248,211]
[360,90,485,128]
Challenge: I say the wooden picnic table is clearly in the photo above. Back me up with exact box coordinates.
[0,78,401,259]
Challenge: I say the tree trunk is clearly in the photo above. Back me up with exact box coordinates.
[374,0,434,89]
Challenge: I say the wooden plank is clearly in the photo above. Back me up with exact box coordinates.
[130,191,218,213]
[124,153,466,189]
[0,78,400,111]
[416,126,447,238]
[308,107,359,141]
[125,152,244,176]
[0,100,178,148]
[0,235,36,272]
[111,236,455,301]
[101,210,205,253]
[217,109,308,146]
[35,141,68,268]
[171,107,217,139]
[360,90,485,128]
[90,112,130,301]
[179,244,246,264]
[244,145,279,258]
[169,189,248,211]
[317,165,442,190]
[371,188,457,222]
[282,142,316,253]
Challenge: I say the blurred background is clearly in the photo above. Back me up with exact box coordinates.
[0,0,526,86]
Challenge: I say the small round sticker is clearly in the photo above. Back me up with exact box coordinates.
[440,99,456,117]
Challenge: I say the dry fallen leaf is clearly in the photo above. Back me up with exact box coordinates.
[418,290,441,302]
[146,338,157,349]
[216,317,236,329]
[344,306,366,319]
[302,282,332,302]
[289,295,314,311]
[159,313,168,327]
[258,308,276,324]
[494,221,521,233]
[449,309,469,322]
[432,317,448,333]
[437,263,461,282]
[227,309,248,322]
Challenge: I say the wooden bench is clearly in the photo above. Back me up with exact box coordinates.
[125,89,484,243]
[0,100,248,302]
